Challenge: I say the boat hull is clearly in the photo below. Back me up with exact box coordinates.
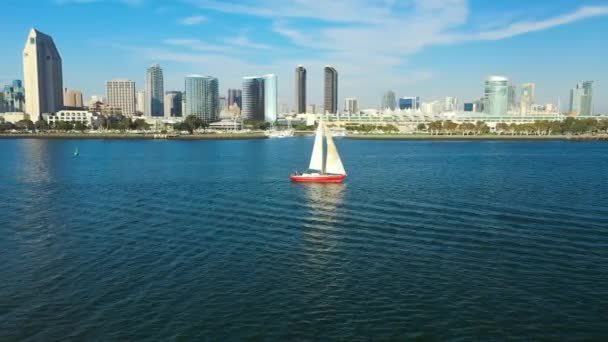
[290,174,347,183]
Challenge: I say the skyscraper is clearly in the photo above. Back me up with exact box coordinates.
[295,65,306,114]
[164,91,182,118]
[569,81,593,116]
[263,74,278,122]
[63,89,83,108]
[520,83,535,115]
[227,88,242,108]
[136,90,145,114]
[382,90,396,110]
[344,97,359,114]
[184,75,219,122]
[242,76,265,121]
[444,96,458,111]
[507,85,517,112]
[106,80,136,116]
[324,66,338,114]
[23,28,63,118]
[145,64,164,117]
[483,76,508,116]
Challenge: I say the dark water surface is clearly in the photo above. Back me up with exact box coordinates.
[1,138,607,340]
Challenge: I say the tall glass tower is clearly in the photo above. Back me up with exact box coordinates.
[483,76,508,116]
[242,76,265,121]
[263,74,278,122]
[569,81,593,116]
[382,91,396,110]
[324,66,338,114]
[145,64,164,117]
[184,75,219,122]
[295,65,306,114]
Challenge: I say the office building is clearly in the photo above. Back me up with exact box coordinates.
[464,103,474,112]
[2,80,25,112]
[63,89,83,108]
[184,75,219,122]
[399,97,420,110]
[263,74,278,122]
[23,28,63,117]
[164,91,182,118]
[444,96,458,111]
[520,83,535,115]
[106,80,136,116]
[382,91,396,110]
[227,88,242,108]
[569,81,593,116]
[242,76,265,121]
[508,85,517,112]
[344,97,359,114]
[295,65,306,114]
[136,90,145,114]
[324,66,338,114]
[483,76,508,116]
[145,64,164,117]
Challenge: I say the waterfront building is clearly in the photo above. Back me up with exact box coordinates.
[164,91,182,118]
[23,28,63,118]
[63,89,83,108]
[43,110,95,126]
[219,96,227,111]
[145,64,164,117]
[2,80,25,112]
[136,90,145,114]
[508,85,517,112]
[324,66,338,114]
[344,97,359,114]
[0,112,30,124]
[483,76,509,116]
[444,96,458,111]
[263,74,278,122]
[227,88,242,108]
[184,75,219,122]
[520,83,535,115]
[569,81,593,116]
[399,97,420,110]
[382,91,397,110]
[106,80,136,116]
[464,103,474,112]
[295,65,306,114]
[241,76,265,121]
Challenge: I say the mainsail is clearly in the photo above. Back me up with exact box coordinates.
[308,121,324,172]
[324,126,346,175]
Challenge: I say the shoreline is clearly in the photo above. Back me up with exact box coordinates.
[0,133,268,140]
[345,134,608,141]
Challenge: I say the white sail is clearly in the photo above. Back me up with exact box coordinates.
[308,121,324,171]
[324,126,346,175]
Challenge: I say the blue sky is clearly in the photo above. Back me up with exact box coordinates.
[2,0,608,112]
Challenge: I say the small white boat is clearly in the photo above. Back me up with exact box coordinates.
[265,129,295,138]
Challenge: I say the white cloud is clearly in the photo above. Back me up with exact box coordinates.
[225,35,272,50]
[178,15,207,25]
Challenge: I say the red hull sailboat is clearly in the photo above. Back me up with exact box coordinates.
[290,120,347,183]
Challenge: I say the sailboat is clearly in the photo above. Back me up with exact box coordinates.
[290,120,347,183]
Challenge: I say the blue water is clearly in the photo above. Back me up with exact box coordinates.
[1,138,607,340]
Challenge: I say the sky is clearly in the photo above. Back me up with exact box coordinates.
[2,0,608,112]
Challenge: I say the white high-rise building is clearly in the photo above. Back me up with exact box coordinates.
[263,74,278,123]
[344,97,359,114]
[444,96,458,111]
[23,28,64,118]
[520,83,535,115]
[136,91,145,114]
[106,80,136,116]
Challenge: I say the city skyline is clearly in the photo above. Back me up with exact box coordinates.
[1,1,608,112]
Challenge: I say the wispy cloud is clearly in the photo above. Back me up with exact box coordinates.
[225,35,271,50]
[178,15,207,26]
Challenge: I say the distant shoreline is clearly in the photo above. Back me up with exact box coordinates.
[345,134,608,141]
[0,133,268,140]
